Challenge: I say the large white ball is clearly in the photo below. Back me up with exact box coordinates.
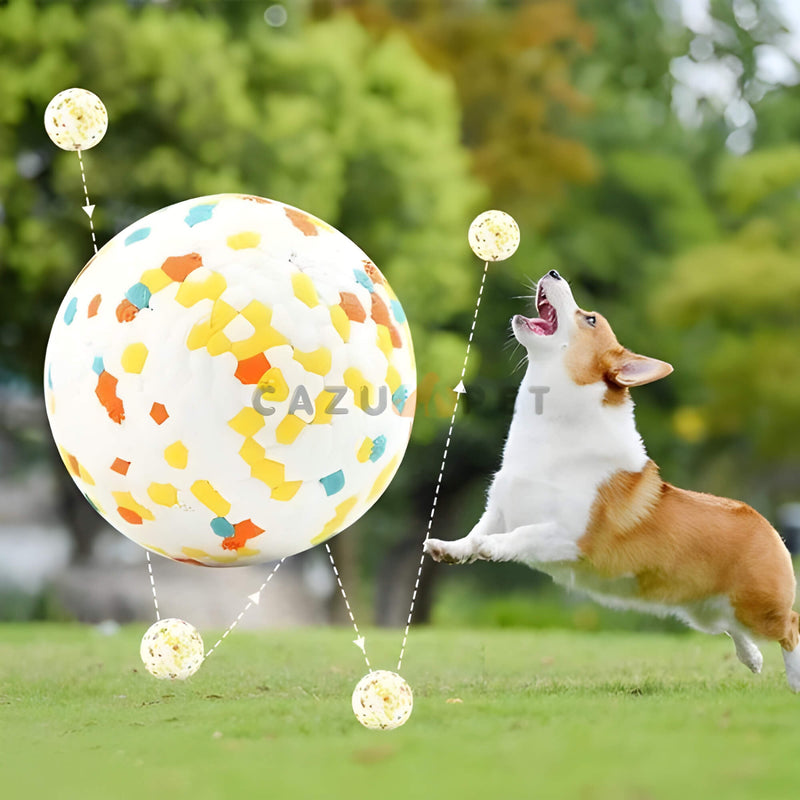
[45,194,416,565]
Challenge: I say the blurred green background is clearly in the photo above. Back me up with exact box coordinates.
[1,0,799,632]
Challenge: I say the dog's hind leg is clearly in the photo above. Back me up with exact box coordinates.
[732,589,800,692]
[779,611,800,693]
[726,630,763,674]
[782,640,800,693]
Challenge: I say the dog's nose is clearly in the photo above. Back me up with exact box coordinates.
[548,269,561,280]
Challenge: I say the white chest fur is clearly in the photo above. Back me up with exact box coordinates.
[489,357,648,541]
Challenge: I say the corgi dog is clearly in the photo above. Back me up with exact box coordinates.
[424,270,800,691]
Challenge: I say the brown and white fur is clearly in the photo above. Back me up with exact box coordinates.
[424,270,800,691]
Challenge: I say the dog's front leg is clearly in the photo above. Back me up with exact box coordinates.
[424,505,505,564]
[476,522,579,566]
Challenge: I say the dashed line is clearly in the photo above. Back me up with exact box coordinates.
[325,543,371,671]
[397,260,491,671]
[145,551,160,621]
[76,149,97,254]
[204,558,285,659]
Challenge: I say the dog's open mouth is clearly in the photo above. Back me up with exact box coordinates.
[518,284,558,336]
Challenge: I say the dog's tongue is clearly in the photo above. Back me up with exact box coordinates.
[523,301,557,336]
[526,318,552,334]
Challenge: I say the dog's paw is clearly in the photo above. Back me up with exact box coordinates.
[424,538,473,564]
[744,647,764,675]
[475,538,496,562]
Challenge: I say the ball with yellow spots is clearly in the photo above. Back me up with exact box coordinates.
[45,194,416,565]
[467,210,520,262]
[351,670,413,730]
[44,88,108,151]
[140,618,204,680]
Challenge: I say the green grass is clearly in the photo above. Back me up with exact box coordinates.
[1,624,798,799]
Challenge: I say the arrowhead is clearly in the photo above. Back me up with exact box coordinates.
[453,380,466,394]
[248,591,261,605]
[353,636,366,653]
[82,204,95,218]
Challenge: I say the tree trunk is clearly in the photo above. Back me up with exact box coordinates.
[374,531,440,627]
[49,439,103,563]
[325,531,360,626]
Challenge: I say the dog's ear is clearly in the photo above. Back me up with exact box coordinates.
[608,351,673,387]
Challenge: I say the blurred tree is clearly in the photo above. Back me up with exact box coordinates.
[338,0,800,609]
[315,0,598,234]
[0,1,480,384]
[666,0,800,154]
[4,0,799,627]
[337,0,800,613]
[307,0,611,620]
[649,144,800,501]
[555,0,800,511]
[0,0,482,593]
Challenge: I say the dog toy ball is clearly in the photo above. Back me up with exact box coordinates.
[140,618,204,680]
[44,88,108,151]
[468,210,520,261]
[351,670,413,730]
[44,194,416,566]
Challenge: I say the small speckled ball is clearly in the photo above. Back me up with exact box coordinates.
[44,88,108,151]
[351,670,413,730]
[468,210,520,261]
[140,618,204,680]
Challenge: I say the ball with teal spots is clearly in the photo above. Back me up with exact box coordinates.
[140,618,204,680]
[44,194,416,565]
[44,88,108,151]
[351,670,413,730]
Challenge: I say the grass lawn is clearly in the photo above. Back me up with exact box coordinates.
[0,623,797,799]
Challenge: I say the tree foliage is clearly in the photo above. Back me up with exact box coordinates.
[315,0,800,518]
[560,0,800,502]
[0,0,483,584]
[2,0,799,606]
[651,144,800,477]
[0,0,481,412]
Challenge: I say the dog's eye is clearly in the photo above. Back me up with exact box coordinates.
[585,315,596,327]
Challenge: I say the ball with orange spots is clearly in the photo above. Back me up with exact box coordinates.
[45,194,416,565]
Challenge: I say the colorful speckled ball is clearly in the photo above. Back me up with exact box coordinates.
[352,670,413,730]
[44,88,108,151]
[468,210,520,262]
[44,194,416,565]
[140,618,204,680]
